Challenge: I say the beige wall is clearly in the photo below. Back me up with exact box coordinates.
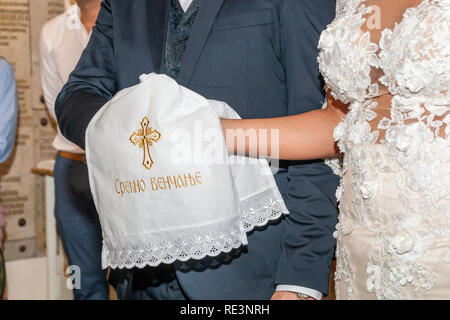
[0,0,65,262]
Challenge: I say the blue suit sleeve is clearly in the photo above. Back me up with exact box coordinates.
[55,0,117,150]
[0,59,18,163]
[273,0,339,295]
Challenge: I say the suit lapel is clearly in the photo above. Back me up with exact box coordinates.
[146,0,169,72]
[177,0,224,86]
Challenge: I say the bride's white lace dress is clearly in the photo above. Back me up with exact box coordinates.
[318,0,450,299]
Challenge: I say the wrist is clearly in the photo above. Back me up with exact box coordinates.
[296,292,316,300]
[275,285,323,300]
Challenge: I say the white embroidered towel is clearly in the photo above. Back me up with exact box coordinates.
[85,73,288,269]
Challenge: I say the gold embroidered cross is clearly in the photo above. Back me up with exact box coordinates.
[130,117,161,170]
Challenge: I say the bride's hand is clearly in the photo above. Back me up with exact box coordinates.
[271,291,316,300]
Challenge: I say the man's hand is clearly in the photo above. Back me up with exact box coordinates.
[271,291,316,300]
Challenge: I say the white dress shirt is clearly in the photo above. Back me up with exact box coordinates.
[179,0,194,12]
[40,4,90,154]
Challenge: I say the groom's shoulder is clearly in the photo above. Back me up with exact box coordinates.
[97,0,148,24]
[101,0,139,14]
[276,0,336,27]
[275,0,336,17]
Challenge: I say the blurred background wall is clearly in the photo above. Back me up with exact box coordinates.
[0,0,66,268]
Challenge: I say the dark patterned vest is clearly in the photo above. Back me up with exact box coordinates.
[163,0,203,80]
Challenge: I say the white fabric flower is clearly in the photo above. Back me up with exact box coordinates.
[318,27,336,50]
[395,135,413,153]
[385,122,433,167]
[407,164,439,192]
[387,261,414,286]
[391,231,416,255]
[348,121,371,145]
[397,64,427,95]
[334,121,347,143]
[405,75,425,93]
[360,181,378,200]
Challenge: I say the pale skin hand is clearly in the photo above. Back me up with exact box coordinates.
[221,91,348,160]
[271,291,316,300]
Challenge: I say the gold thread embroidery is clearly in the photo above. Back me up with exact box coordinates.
[113,172,203,197]
[130,117,161,170]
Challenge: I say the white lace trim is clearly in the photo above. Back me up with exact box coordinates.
[321,101,344,177]
[102,188,289,269]
[102,217,246,269]
[325,158,343,177]
[336,0,361,17]
[240,187,289,232]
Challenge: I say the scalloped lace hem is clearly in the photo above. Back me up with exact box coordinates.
[102,220,246,269]
[240,187,289,232]
[102,188,289,269]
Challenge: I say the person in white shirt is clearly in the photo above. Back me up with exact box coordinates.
[0,58,18,252]
[40,0,108,300]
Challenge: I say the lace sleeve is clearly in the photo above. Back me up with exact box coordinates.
[335,0,346,16]
[379,1,450,95]
[377,0,450,139]
[335,0,361,17]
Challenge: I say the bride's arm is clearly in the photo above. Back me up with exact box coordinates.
[221,91,348,160]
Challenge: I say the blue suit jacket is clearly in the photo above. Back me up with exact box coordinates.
[55,0,338,299]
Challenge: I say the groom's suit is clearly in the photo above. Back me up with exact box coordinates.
[55,0,338,299]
